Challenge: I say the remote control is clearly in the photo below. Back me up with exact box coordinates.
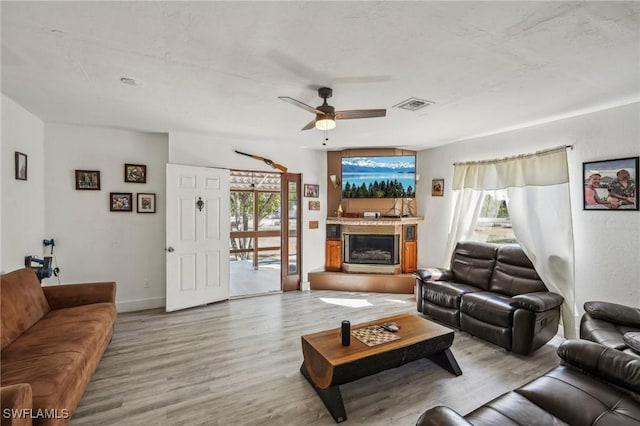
[381,322,399,332]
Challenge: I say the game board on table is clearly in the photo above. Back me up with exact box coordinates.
[351,325,401,347]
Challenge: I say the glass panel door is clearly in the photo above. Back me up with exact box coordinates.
[282,173,301,291]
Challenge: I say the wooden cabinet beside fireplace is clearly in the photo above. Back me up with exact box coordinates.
[325,224,342,271]
[402,224,417,273]
[325,240,342,271]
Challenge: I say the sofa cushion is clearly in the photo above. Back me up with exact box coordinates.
[462,357,640,426]
[424,281,481,309]
[580,314,637,350]
[1,269,51,350]
[450,241,498,290]
[461,291,514,328]
[465,390,565,426]
[489,245,547,296]
[1,303,116,419]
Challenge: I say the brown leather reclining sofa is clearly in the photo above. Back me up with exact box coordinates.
[580,300,640,357]
[0,268,116,425]
[416,339,640,425]
[414,241,564,355]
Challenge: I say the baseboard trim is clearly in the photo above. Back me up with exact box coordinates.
[117,297,165,313]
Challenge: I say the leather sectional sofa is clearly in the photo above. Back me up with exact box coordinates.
[0,268,116,425]
[416,339,640,425]
[580,300,640,357]
[414,241,564,355]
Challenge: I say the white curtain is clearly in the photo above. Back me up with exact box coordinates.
[446,146,576,338]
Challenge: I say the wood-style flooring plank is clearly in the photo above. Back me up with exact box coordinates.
[72,290,562,425]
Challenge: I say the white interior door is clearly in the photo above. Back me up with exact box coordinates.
[166,164,230,312]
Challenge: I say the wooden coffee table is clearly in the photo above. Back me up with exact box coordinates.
[300,314,461,423]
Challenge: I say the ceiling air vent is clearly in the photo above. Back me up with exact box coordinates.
[393,97,435,111]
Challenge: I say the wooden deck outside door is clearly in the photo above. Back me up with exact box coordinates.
[282,173,301,291]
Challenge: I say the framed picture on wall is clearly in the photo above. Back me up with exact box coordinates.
[124,163,147,183]
[309,200,320,210]
[304,184,319,198]
[137,193,156,213]
[432,179,444,196]
[583,156,638,210]
[15,152,27,181]
[75,170,101,190]
[110,192,133,212]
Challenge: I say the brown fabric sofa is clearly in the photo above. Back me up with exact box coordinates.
[580,301,640,357]
[416,339,640,426]
[1,268,116,425]
[414,241,564,355]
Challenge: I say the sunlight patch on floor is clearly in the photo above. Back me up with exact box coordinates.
[319,297,373,308]
[384,298,410,304]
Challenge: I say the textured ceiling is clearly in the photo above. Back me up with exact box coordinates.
[2,1,639,150]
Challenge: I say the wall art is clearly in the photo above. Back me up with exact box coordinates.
[75,170,101,190]
[583,156,638,210]
[137,193,156,213]
[125,163,147,183]
[110,192,133,212]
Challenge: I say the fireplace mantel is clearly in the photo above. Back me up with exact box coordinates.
[326,216,423,226]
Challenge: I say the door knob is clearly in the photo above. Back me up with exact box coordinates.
[166,247,174,252]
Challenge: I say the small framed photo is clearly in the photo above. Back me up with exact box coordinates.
[309,200,320,210]
[75,170,101,190]
[15,152,27,181]
[304,184,319,198]
[110,192,133,212]
[309,220,319,229]
[583,156,638,210]
[137,193,156,213]
[124,163,147,183]
[432,179,444,196]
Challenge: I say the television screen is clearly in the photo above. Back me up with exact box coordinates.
[341,155,416,198]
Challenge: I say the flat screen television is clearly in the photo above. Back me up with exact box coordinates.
[341,155,416,198]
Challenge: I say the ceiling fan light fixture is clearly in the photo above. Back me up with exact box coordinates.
[315,117,336,130]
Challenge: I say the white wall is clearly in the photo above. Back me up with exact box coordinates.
[417,102,640,317]
[44,123,168,312]
[169,131,327,286]
[1,94,45,272]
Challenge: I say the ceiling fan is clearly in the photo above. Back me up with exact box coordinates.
[278,87,386,131]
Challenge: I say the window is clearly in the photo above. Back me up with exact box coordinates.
[471,190,517,244]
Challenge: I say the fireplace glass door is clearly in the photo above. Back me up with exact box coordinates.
[344,234,400,265]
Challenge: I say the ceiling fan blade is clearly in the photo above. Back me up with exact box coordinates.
[335,109,386,120]
[301,119,317,131]
[278,96,322,114]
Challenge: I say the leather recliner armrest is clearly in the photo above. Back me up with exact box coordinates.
[0,383,33,426]
[413,268,453,282]
[416,406,473,426]
[584,301,640,328]
[557,339,640,394]
[43,282,116,310]
[510,292,564,313]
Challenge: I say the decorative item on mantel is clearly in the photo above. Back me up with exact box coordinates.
[337,203,343,217]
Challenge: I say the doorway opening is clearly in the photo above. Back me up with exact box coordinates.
[229,170,283,297]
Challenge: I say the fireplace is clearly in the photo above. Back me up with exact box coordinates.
[344,234,400,265]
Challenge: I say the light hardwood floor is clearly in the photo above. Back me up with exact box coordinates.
[73,290,563,426]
